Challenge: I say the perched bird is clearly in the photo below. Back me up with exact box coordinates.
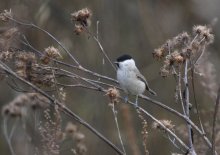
[115,54,156,106]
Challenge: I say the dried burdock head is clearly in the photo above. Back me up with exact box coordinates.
[153,32,190,61]
[0,50,14,61]
[15,52,37,79]
[71,8,92,27]
[76,142,87,155]
[171,51,185,64]
[2,104,23,117]
[40,74,55,86]
[74,24,84,35]
[41,46,62,64]
[172,32,190,48]
[202,29,214,45]
[0,9,12,22]
[74,132,85,142]
[193,25,214,45]
[65,122,78,135]
[15,51,55,87]
[105,87,119,105]
[1,93,49,117]
[28,93,50,110]
[1,93,30,117]
[56,131,66,142]
[160,66,170,78]
[152,48,166,60]
[152,120,175,132]
[193,25,207,35]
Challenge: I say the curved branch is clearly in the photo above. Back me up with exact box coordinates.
[0,60,124,155]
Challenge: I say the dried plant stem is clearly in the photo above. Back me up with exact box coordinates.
[84,23,116,71]
[3,117,16,155]
[191,68,205,133]
[212,87,220,155]
[136,106,189,152]
[138,94,213,151]
[0,60,124,155]
[21,36,118,83]
[178,66,186,115]
[184,60,196,155]
[111,104,126,155]
[7,16,80,66]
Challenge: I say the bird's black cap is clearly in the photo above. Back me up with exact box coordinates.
[116,54,132,62]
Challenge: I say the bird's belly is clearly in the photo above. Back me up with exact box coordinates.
[118,77,145,95]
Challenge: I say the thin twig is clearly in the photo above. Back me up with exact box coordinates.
[191,65,205,133]
[3,117,16,155]
[111,103,126,155]
[7,16,80,66]
[138,94,213,151]
[84,24,116,71]
[21,37,118,83]
[135,106,189,152]
[0,60,124,155]
[212,86,220,155]
[178,65,186,115]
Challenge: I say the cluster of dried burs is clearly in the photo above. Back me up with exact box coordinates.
[0,7,219,155]
[153,25,214,77]
[0,9,87,155]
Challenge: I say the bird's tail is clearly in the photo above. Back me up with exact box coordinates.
[147,88,157,96]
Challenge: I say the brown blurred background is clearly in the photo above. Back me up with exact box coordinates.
[0,0,220,154]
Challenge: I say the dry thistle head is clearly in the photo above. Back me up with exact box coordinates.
[0,50,14,61]
[1,93,30,117]
[105,87,120,105]
[74,132,85,142]
[160,66,170,78]
[0,9,12,22]
[171,51,185,64]
[152,120,175,132]
[193,25,214,44]
[1,93,49,117]
[71,8,92,35]
[28,93,50,110]
[173,32,190,47]
[71,8,92,27]
[152,48,166,60]
[41,46,62,64]
[15,52,37,79]
[76,142,87,155]
[74,24,84,35]
[193,25,207,35]
[2,104,23,117]
[65,122,78,135]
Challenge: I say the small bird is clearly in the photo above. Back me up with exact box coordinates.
[115,54,156,106]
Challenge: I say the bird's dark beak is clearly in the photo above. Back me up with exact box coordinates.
[114,61,119,67]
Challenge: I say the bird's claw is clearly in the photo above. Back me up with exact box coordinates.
[124,96,128,103]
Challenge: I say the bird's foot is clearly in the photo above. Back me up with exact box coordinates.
[134,95,139,108]
[124,96,128,103]
[134,100,138,108]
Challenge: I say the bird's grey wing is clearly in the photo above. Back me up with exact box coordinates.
[136,69,157,96]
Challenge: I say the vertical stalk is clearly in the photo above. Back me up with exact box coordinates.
[184,59,196,155]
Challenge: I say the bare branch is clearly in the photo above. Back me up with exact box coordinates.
[0,60,124,155]
[184,59,196,155]
[212,86,220,155]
